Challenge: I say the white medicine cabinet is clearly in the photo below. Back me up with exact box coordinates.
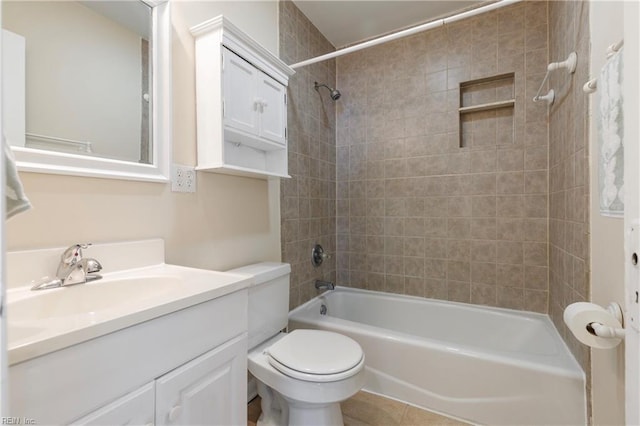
[191,16,294,179]
[223,48,287,146]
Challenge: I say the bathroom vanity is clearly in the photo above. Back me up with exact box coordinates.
[7,240,252,424]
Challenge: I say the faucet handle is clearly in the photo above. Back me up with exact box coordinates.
[60,243,92,265]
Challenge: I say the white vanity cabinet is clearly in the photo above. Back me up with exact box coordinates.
[72,335,247,426]
[191,16,294,179]
[155,335,246,425]
[71,383,156,426]
[9,289,249,425]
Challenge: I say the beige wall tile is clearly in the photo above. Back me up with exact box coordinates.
[405,277,426,297]
[471,240,497,262]
[404,257,425,277]
[425,258,447,279]
[425,278,447,299]
[525,170,548,194]
[472,196,497,217]
[385,274,405,294]
[447,239,470,261]
[425,217,448,237]
[497,262,524,288]
[447,218,472,239]
[524,194,547,218]
[471,217,497,239]
[385,236,405,256]
[524,289,547,313]
[497,286,524,309]
[447,260,470,282]
[524,265,548,290]
[496,218,524,241]
[404,237,426,257]
[448,196,473,217]
[424,196,449,216]
[448,280,471,303]
[524,146,548,170]
[497,148,524,171]
[523,218,548,242]
[497,195,524,217]
[497,172,525,194]
[524,241,548,266]
[472,262,497,285]
[496,241,524,264]
[471,282,498,306]
[333,0,550,311]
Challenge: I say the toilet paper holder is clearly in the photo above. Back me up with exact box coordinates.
[585,302,625,340]
[564,301,625,349]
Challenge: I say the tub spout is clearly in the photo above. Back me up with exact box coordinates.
[315,279,335,291]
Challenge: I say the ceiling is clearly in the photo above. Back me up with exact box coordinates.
[291,1,485,48]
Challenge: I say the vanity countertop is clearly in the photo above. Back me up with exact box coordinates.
[6,240,253,365]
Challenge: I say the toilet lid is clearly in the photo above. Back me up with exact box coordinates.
[266,329,364,381]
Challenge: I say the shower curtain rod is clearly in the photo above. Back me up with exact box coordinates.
[290,0,522,70]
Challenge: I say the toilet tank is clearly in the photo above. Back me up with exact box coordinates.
[226,262,291,349]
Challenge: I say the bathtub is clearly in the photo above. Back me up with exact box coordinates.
[288,287,586,426]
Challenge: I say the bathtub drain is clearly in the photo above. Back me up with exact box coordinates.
[320,304,327,315]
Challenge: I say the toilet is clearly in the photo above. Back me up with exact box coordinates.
[228,262,365,426]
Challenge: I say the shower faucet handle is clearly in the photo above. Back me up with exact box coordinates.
[311,244,331,267]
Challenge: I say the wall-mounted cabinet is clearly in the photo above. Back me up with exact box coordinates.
[223,48,287,147]
[191,16,295,179]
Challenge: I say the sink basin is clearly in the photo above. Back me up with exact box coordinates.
[7,261,253,365]
[10,274,182,322]
[8,325,46,342]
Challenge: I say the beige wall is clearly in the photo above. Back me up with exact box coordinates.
[335,2,550,311]
[6,1,282,273]
[279,0,337,309]
[588,1,626,424]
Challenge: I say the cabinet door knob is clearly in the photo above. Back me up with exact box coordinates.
[254,98,267,112]
[168,405,182,422]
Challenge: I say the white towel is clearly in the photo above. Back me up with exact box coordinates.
[598,47,624,217]
[4,134,31,218]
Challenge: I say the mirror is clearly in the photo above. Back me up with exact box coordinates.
[1,0,170,182]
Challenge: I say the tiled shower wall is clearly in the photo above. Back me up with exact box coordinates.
[279,0,337,309]
[335,2,550,311]
[548,0,590,372]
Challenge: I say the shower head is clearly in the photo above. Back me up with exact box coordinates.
[314,82,341,101]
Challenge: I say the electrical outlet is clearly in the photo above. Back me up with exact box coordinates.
[171,164,196,193]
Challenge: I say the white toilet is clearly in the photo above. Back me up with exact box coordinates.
[228,262,365,426]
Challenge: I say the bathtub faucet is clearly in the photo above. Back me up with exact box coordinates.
[315,279,335,291]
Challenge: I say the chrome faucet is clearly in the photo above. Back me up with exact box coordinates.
[56,243,103,285]
[31,243,103,290]
[315,279,335,291]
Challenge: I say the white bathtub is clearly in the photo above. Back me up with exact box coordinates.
[288,287,586,426]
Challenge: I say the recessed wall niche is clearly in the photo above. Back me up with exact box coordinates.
[459,73,515,148]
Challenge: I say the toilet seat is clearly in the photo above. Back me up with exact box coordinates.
[266,329,364,383]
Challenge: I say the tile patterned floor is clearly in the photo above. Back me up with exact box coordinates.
[248,391,470,426]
